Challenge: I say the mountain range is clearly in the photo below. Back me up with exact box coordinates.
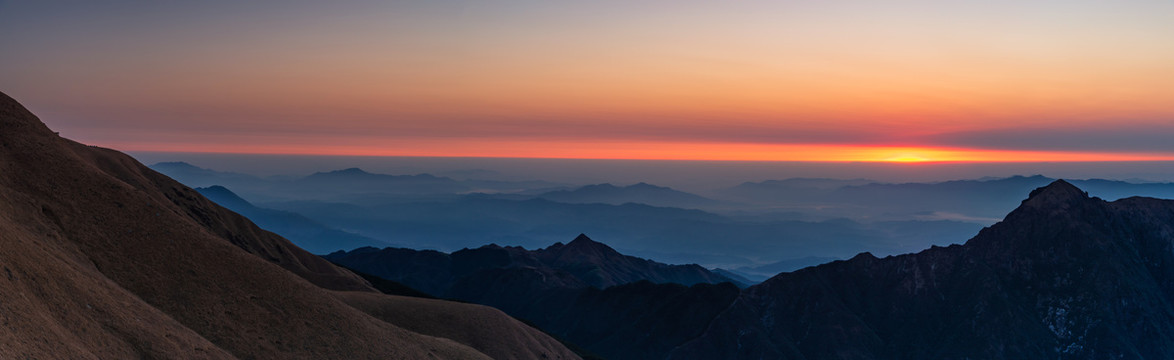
[263,195,980,268]
[153,159,1174,271]
[159,163,988,268]
[323,178,1174,359]
[154,162,1174,222]
[0,91,578,358]
[668,180,1174,358]
[151,162,566,203]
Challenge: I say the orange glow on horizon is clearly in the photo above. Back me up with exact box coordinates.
[105,139,1174,163]
[884,154,932,163]
[7,1,1174,160]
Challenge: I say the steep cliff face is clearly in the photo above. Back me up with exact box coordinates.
[672,180,1174,359]
[0,91,578,360]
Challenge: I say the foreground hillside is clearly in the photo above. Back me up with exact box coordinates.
[0,91,577,359]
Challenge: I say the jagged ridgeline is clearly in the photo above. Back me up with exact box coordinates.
[669,180,1174,359]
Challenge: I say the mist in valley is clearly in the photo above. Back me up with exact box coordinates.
[141,153,1174,278]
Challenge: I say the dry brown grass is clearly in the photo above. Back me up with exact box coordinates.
[0,91,578,360]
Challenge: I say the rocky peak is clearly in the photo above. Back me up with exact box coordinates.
[1021,179,1089,210]
[534,234,628,271]
[569,233,598,245]
[562,233,617,255]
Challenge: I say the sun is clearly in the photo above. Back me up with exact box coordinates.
[883,154,932,163]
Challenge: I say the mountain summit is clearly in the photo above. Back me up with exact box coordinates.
[1021,178,1090,209]
[0,91,577,359]
[533,234,732,288]
[541,233,621,265]
[571,232,596,242]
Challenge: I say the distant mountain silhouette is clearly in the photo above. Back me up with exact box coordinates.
[1068,178,1174,201]
[305,167,458,183]
[300,167,462,192]
[0,91,577,359]
[153,159,1174,271]
[151,163,568,203]
[538,182,719,208]
[719,175,1174,224]
[668,180,1174,359]
[275,195,980,267]
[196,185,393,254]
[722,175,1055,221]
[725,177,875,197]
[149,161,264,187]
[309,167,383,178]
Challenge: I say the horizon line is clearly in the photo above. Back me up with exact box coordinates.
[126,149,1174,165]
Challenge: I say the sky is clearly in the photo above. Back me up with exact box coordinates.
[2,0,1173,162]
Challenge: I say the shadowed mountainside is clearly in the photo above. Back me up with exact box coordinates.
[326,234,744,360]
[0,91,577,359]
[325,233,743,297]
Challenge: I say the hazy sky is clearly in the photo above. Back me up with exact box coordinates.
[2,0,1173,162]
